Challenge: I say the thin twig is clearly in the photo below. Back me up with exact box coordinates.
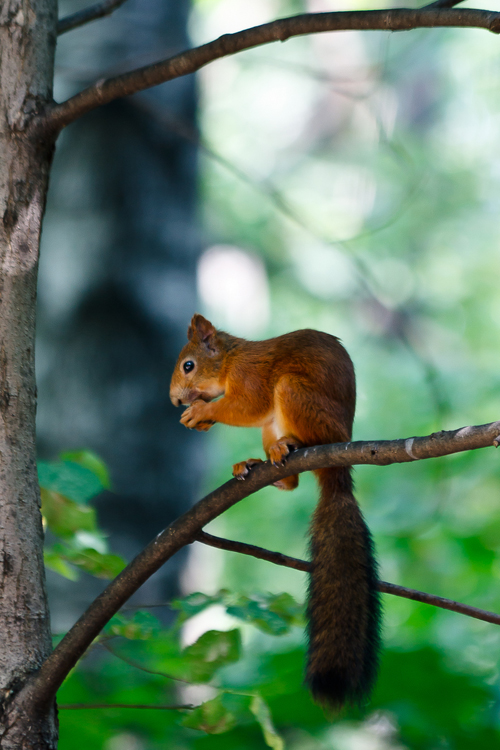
[101,642,191,684]
[20,420,500,713]
[39,8,500,134]
[196,532,500,627]
[197,531,310,572]
[57,0,128,34]
[59,703,193,710]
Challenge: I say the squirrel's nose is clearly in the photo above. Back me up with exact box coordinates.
[170,393,181,407]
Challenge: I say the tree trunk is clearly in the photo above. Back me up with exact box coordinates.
[0,0,58,745]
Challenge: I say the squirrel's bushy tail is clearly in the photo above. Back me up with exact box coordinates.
[307,466,381,709]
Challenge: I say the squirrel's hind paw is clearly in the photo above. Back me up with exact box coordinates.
[232,458,263,480]
[273,474,299,491]
[268,438,301,466]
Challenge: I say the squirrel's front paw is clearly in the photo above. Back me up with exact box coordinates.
[180,401,214,431]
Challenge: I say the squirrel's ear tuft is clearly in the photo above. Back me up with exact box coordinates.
[188,314,217,348]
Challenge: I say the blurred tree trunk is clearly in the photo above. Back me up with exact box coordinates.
[36,0,201,628]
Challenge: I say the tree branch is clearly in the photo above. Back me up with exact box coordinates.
[39,7,500,135]
[57,0,128,35]
[196,531,500,627]
[19,420,500,713]
[101,642,191,684]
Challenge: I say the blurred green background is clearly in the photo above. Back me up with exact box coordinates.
[49,0,500,747]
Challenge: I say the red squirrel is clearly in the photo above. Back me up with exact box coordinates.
[170,314,381,708]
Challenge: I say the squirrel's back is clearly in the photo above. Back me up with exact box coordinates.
[224,330,356,435]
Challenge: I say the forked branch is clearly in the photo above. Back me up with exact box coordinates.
[40,7,500,134]
[17,420,500,714]
[57,0,128,35]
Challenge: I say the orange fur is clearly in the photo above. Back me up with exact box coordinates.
[170,314,381,708]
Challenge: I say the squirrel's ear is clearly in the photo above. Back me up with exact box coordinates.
[188,314,217,348]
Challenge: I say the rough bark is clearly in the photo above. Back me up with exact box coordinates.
[0,0,57,745]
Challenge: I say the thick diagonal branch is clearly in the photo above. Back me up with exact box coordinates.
[18,420,500,714]
[40,7,500,134]
[57,0,128,35]
[196,531,500,626]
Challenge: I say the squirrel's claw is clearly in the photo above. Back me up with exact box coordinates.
[232,458,263,480]
[268,438,301,466]
[180,400,214,431]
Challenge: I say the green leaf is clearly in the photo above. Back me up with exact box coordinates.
[45,543,126,580]
[38,459,106,504]
[41,488,97,537]
[105,611,162,641]
[62,547,126,579]
[226,593,302,635]
[171,590,303,635]
[70,530,108,554]
[249,694,285,750]
[60,450,111,489]
[182,695,236,734]
[44,549,79,580]
[171,590,228,620]
[183,629,241,682]
[266,593,304,624]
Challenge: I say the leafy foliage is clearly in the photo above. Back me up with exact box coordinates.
[58,598,289,749]
[39,450,109,503]
[172,590,304,634]
[249,695,284,750]
[40,457,289,748]
[46,447,500,749]
[182,695,237,734]
[105,612,162,641]
[39,451,126,581]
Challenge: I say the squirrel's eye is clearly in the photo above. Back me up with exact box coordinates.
[183,360,195,373]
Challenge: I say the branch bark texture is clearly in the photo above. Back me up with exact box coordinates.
[20,420,500,714]
[0,0,58,745]
[41,7,500,134]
